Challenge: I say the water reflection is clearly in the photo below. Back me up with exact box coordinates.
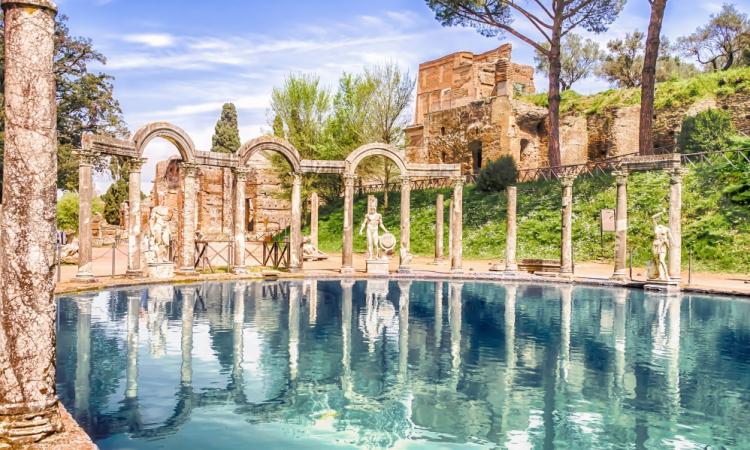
[56,280,750,449]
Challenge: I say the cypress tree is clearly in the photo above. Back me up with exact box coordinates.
[211,103,241,153]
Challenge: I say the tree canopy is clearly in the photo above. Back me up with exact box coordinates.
[534,33,603,91]
[678,3,750,71]
[211,103,241,153]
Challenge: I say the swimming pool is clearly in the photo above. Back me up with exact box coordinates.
[56,280,750,449]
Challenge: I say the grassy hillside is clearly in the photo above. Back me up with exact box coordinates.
[519,67,750,115]
[307,155,750,273]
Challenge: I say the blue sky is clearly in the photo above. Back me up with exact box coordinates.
[53,0,749,191]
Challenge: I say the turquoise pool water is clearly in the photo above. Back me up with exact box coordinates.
[56,280,750,449]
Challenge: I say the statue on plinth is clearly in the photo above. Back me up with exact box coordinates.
[148,205,173,264]
[648,212,672,281]
[359,196,389,260]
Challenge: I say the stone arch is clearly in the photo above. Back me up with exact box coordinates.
[238,135,302,173]
[132,122,196,163]
[345,143,409,176]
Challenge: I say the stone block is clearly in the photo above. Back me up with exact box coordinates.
[366,259,390,276]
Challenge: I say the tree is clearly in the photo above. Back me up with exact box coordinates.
[534,33,603,91]
[0,14,127,198]
[476,156,518,192]
[678,3,750,71]
[211,103,241,153]
[270,73,330,159]
[362,62,414,208]
[101,177,129,225]
[426,0,624,168]
[639,0,668,156]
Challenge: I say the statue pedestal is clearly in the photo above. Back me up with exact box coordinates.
[148,262,175,280]
[644,279,680,294]
[366,259,390,276]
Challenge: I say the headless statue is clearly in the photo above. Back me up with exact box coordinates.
[650,212,672,281]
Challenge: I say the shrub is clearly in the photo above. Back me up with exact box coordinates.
[677,109,735,153]
[476,156,517,192]
[57,192,79,232]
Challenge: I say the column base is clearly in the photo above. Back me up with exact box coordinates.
[450,268,464,275]
[125,269,144,279]
[232,266,248,275]
[74,271,97,283]
[0,400,62,447]
[489,263,505,272]
[644,279,680,294]
[340,267,356,275]
[431,257,446,265]
[397,265,411,274]
[610,271,630,282]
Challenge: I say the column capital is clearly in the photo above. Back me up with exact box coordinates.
[74,149,98,167]
[180,162,200,178]
[400,175,412,185]
[451,175,464,187]
[559,174,576,188]
[1,0,58,13]
[128,157,148,173]
[291,172,303,185]
[343,173,357,186]
[612,169,629,185]
[669,167,688,184]
[233,167,250,182]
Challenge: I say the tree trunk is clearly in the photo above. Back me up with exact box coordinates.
[547,28,563,169]
[639,0,668,155]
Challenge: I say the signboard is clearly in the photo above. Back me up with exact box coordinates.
[600,209,616,233]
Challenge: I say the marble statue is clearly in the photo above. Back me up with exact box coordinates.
[302,236,328,261]
[59,238,79,264]
[359,196,389,260]
[649,212,672,281]
[148,205,172,263]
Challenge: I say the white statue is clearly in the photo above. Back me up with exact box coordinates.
[148,205,172,263]
[649,212,672,281]
[302,236,328,261]
[359,196,389,260]
[59,238,79,264]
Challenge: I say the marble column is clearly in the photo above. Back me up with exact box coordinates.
[0,0,62,443]
[450,177,464,273]
[341,174,356,274]
[126,157,147,278]
[180,287,195,386]
[232,168,248,274]
[668,168,686,281]
[289,173,303,271]
[560,175,576,276]
[612,170,629,281]
[399,176,412,272]
[75,150,97,281]
[448,199,453,262]
[126,293,140,399]
[178,163,199,274]
[434,194,445,263]
[310,192,319,250]
[495,186,519,273]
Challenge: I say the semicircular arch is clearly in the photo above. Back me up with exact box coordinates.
[132,122,196,163]
[238,136,302,173]
[345,143,408,176]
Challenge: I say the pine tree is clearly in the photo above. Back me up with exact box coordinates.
[211,103,241,153]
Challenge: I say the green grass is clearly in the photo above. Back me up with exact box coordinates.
[519,67,750,115]
[306,158,750,273]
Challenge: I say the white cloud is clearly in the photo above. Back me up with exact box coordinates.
[122,33,176,48]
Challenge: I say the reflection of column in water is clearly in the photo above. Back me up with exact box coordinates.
[613,290,627,392]
[500,285,517,443]
[74,298,92,419]
[666,296,681,419]
[398,281,411,385]
[340,280,354,398]
[308,280,318,325]
[560,286,572,383]
[233,283,246,385]
[147,287,173,357]
[288,283,301,381]
[181,288,195,386]
[434,282,443,347]
[448,282,463,384]
[126,293,140,399]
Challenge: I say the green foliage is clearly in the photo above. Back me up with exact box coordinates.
[678,109,736,153]
[101,177,128,225]
[56,192,80,232]
[677,3,750,71]
[535,33,603,91]
[476,156,518,192]
[211,103,241,153]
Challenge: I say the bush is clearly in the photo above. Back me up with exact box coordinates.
[678,109,735,153]
[476,156,518,192]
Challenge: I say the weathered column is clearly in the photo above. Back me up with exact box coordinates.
[493,186,519,272]
[126,157,147,278]
[399,176,412,272]
[125,292,140,399]
[560,174,576,276]
[612,170,629,281]
[180,287,195,386]
[289,172,303,272]
[75,150,97,281]
[434,194,445,263]
[668,168,685,281]
[178,163,199,274]
[0,0,62,443]
[341,174,356,274]
[450,177,464,273]
[232,168,248,274]
[448,198,453,262]
[310,192,319,250]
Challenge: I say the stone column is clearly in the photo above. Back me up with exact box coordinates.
[612,170,629,281]
[495,186,519,273]
[0,0,62,443]
[341,174,356,274]
[450,177,464,273]
[232,168,248,274]
[310,192,319,250]
[126,157,147,278]
[75,150,97,281]
[668,168,686,281]
[434,194,445,263]
[126,293,140,399]
[289,173,303,272]
[448,198,453,262]
[399,176,411,272]
[560,175,576,276]
[180,287,195,386]
[178,163,199,274]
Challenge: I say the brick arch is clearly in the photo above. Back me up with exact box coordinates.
[132,122,196,163]
[238,135,302,173]
[345,143,409,176]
